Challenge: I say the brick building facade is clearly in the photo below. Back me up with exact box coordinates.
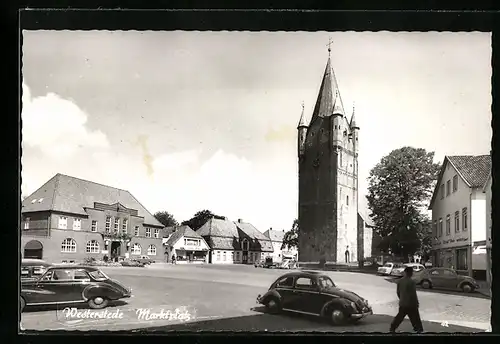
[21,173,166,263]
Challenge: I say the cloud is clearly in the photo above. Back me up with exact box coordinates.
[21,83,109,160]
[153,149,200,172]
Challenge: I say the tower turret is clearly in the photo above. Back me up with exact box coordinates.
[297,102,308,159]
[349,102,360,154]
[331,90,344,148]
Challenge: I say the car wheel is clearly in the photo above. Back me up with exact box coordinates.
[20,297,26,312]
[88,296,109,309]
[421,280,432,289]
[265,297,281,314]
[461,283,474,293]
[329,307,347,326]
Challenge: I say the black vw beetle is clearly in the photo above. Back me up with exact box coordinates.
[20,265,132,312]
[256,271,372,325]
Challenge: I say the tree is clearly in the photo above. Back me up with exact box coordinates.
[367,147,440,260]
[182,209,225,231]
[153,211,179,228]
[282,219,299,250]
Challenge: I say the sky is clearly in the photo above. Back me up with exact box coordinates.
[21,31,492,232]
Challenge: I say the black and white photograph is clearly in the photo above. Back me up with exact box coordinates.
[20,30,492,333]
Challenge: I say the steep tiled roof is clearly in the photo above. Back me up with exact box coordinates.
[235,221,273,252]
[197,218,239,237]
[22,173,163,227]
[447,155,491,188]
[429,155,491,210]
[205,237,242,250]
[165,225,203,246]
[263,229,285,243]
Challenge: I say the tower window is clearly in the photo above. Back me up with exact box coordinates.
[346,195,349,206]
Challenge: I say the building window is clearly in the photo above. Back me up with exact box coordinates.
[91,220,97,232]
[216,251,221,261]
[440,184,445,199]
[242,239,249,251]
[231,251,234,260]
[236,251,240,261]
[223,251,227,261]
[147,245,157,255]
[134,226,139,236]
[122,218,128,233]
[105,216,111,233]
[346,195,349,206]
[452,175,458,192]
[61,238,77,253]
[438,218,443,237]
[73,218,81,231]
[454,211,460,233]
[456,248,468,271]
[446,215,451,235]
[86,240,100,253]
[131,243,141,255]
[114,218,120,233]
[24,217,30,230]
[154,229,159,238]
[462,208,468,231]
[58,216,68,229]
[432,221,437,237]
[145,228,151,238]
[446,180,451,196]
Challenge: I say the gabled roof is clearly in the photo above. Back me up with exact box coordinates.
[428,155,492,210]
[22,173,163,227]
[235,221,274,252]
[309,57,346,126]
[197,218,239,237]
[263,229,285,243]
[165,225,204,246]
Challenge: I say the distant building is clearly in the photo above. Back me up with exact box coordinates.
[263,228,298,263]
[197,218,273,264]
[428,155,491,279]
[21,173,166,263]
[357,213,375,259]
[163,225,210,264]
[297,50,360,263]
[483,171,492,286]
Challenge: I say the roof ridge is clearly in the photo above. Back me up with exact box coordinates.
[50,174,60,210]
[57,173,131,193]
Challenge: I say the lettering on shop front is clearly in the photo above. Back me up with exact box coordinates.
[435,237,468,246]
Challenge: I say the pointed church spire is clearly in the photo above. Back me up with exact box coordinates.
[310,43,345,124]
[297,101,307,128]
[350,102,359,129]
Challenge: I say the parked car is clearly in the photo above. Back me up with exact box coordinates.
[120,259,145,267]
[377,262,402,276]
[278,259,298,269]
[390,263,426,277]
[21,259,52,282]
[412,267,480,293]
[20,265,132,312]
[134,256,154,265]
[256,271,372,325]
[255,257,277,269]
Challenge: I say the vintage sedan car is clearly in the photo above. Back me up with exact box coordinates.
[20,265,132,312]
[21,259,52,282]
[121,259,145,267]
[377,262,401,276]
[390,263,426,277]
[134,256,154,265]
[256,271,372,325]
[413,267,480,293]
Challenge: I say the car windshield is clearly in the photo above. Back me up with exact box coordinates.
[318,276,336,288]
[88,269,109,281]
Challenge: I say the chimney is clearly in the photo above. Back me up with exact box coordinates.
[283,229,285,232]
[238,219,243,223]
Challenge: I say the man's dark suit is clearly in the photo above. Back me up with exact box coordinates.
[390,276,424,332]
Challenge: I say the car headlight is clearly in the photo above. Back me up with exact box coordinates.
[350,301,357,309]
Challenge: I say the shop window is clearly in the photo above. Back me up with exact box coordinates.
[456,249,468,271]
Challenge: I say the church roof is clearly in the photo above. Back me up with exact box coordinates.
[297,102,307,128]
[22,173,164,227]
[350,104,359,129]
[310,57,346,125]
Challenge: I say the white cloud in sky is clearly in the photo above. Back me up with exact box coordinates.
[22,83,109,160]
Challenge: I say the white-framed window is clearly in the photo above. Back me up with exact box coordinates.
[147,245,157,255]
[24,217,30,230]
[58,216,68,229]
[86,240,100,253]
[154,228,159,238]
[73,218,81,231]
[216,251,220,261]
[134,225,139,236]
[231,251,234,260]
[114,218,120,233]
[242,239,249,251]
[105,216,111,233]
[346,195,349,206]
[122,218,128,233]
[223,251,227,261]
[184,238,200,246]
[145,228,151,238]
[236,251,240,261]
[61,238,77,253]
[91,220,97,232]
[131,243,142,255]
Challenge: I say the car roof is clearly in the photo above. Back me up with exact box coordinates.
[47,265,101,271]
[21,259,52,266]
[277,270,327,279]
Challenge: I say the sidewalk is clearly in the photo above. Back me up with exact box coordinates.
[476,281,491,298]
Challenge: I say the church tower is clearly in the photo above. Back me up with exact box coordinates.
[297,46,360,264]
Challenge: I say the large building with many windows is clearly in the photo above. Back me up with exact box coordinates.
[428,155,491,279]
[21,173,166,263]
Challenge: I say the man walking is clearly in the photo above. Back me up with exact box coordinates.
[390,266,424,333]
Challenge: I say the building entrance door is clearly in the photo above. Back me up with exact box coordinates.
[111,241,121,262]
[242,251,248,264]
[24,240,43,259]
